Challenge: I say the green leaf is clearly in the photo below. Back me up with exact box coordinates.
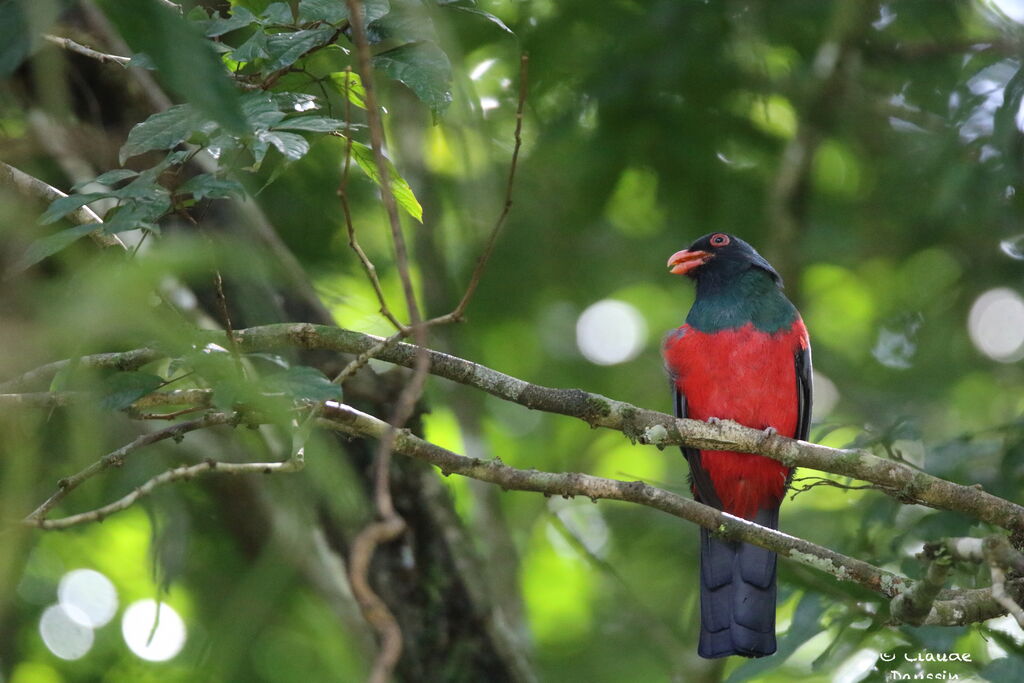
[263,366,341,402]
[39,193,110,225]
[101,196,172,233]
[127,52,157,69]
[258,130,310,160]
[982,656,1024,683]
[241,92,289,130]
[451,6,515,35]
[329,71,367,109]
[73,169,139,191]
[264,27,335,72]
[298,0,348,24]
[0,0,31,76]
[49,358,81,393]
[350,140,423,222]
[372,40,452,116]
[12,223,99,272]
[98,372,165,411]
[353,0,392,25]
[231,29,269,63]
[177,174,247,200]
[367,2,436,44]
[261,2,295,24]
[273,116,348,132]
[119,104,204,164]
[205,6,257,37]
[98,0,246,135]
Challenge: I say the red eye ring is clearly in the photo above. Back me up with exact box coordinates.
[710,233,730,247]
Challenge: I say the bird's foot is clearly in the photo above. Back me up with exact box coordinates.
[706,417,722,425]
[759,426,778,446]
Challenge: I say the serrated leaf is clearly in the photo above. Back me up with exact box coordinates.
[12,223,99,272]
[263,366,342,402]
[40,193,110,225]
[119,104,203,164]
[273,116,348,132]
[298,0,348,24]
[350,140,423,222]
[264,27,335,72]
[372,40,452,116]
[98,372,165,411]
[205,6,256,37]
[329,71,367,109]
[452,6,514,35]
[177,174,246,200]
[100,0,245,135]
[258,130,310,160]
[73,169,139,191]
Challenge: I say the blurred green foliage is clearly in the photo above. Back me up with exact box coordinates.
[2,0,1024,681]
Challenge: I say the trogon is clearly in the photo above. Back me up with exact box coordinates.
[661,232,812,659]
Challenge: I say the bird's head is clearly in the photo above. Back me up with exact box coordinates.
[667,233,781,286]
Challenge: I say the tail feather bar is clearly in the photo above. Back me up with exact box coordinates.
[697,507,779,659]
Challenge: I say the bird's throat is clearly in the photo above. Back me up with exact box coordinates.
[686,268,798,334]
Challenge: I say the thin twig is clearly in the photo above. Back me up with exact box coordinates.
[331,331,406,386]
[344,1,422,678]
[24,412,235,524]
[334,67,406,332]
[431,53,529,325]
[42,34,131,66]
[33,454,303,530]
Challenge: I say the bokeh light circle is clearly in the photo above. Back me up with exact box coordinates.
[575,299,648,365]
[121,600,186,662]
[39,604,94,660]
[58,569,118,628]
[968,287,1024,362]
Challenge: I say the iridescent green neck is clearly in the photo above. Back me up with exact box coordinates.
[686,267,798,333]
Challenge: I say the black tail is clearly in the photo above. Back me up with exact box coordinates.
[698,507,778,659]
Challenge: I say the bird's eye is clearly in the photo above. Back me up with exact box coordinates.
[710,233,730,247]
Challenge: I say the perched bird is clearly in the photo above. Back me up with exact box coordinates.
[662,232,812,659]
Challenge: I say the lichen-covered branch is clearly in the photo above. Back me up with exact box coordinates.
[906,535,1024,628]
[314,401,907,595]
[0,160,125,250]
[9,323,1024,534]
[202,323,1024,533]
[891,545,953,625]
[42,34,131,66]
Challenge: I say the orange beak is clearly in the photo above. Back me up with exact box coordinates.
[667,249,711,275]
